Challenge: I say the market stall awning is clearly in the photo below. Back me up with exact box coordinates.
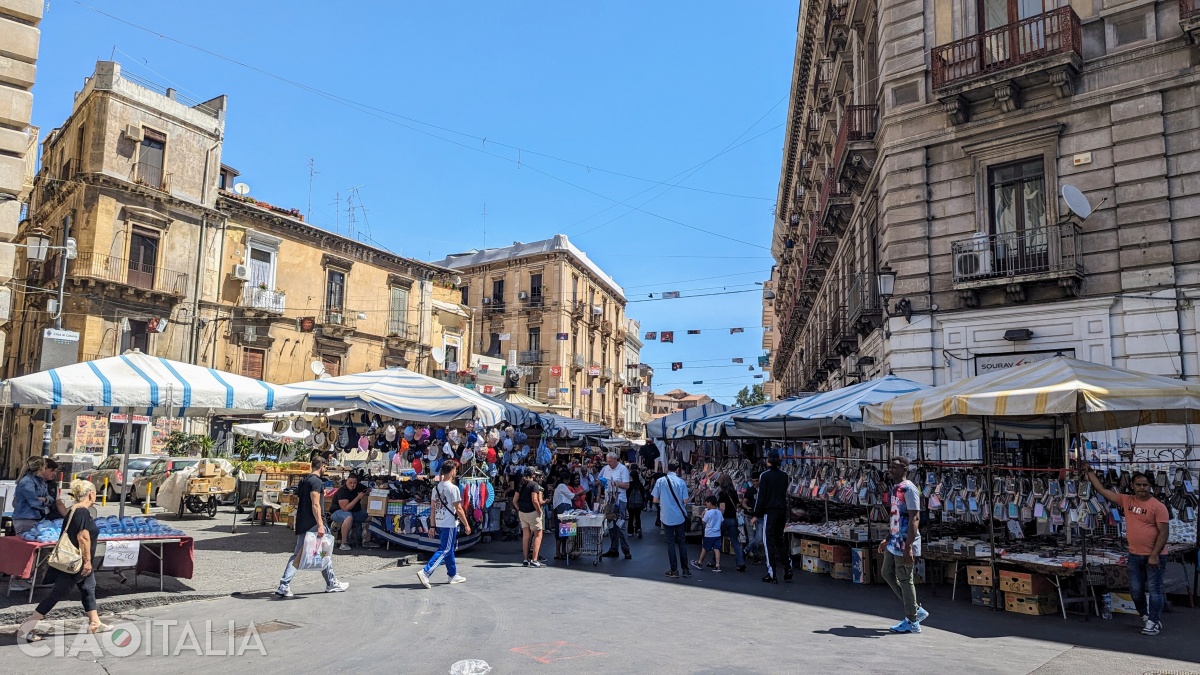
[860,356,1200,433]
[490,390,570,417]
[538,413,611,440]
[646,401,730,440]
[280,367,530,426]
[664,400,772,439]
[231,421,310,443]
[0,351,305,415]
[734,376,927,438]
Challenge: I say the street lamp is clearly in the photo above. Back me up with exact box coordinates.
[25,227,50,262]
[876,263,912,323]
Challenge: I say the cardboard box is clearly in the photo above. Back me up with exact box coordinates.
[971,585,1001,608]
[212,476,236,492]
[831,563,853,580]
[1000,571,1054,595]
[820,544,851,564]
[261,480,288,492]
[366,489,389,516]
[281,493,299,506]
[188,478,211,493]
[801,555,830,574]
[197,462,218,477]
[967,564,994,587]
[1108,592,1139,616]
[851,548,874,584]
[800,539,822,558]
[1005,592,1059,616]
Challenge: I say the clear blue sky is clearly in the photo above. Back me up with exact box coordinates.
[34,1,797,402]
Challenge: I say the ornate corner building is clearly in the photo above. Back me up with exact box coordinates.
[766,0,1200,417]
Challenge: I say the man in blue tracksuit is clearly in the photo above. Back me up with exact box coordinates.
[418,461,472,589]
[752,451,793,583]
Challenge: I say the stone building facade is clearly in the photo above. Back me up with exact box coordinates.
[3,62,470,468]
[766,0,1200,446]
[433,235,633,432]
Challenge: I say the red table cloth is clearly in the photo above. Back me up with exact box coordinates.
[0,535,194,579]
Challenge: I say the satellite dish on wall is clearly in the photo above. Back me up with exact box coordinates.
[451,275,462,286]
[233,182,251,195]
[1061,185,1092,220]
[431,347,446,365]
[310,361,326,377]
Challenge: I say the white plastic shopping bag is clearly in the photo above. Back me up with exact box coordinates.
[297,531,335,571]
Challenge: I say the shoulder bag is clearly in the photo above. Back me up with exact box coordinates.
[48,507,84,574]
[664,476,688,527]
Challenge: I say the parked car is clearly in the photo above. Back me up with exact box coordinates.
[131,457,203,504]
[80,454,163,501]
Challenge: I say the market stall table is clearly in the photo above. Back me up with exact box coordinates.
[0,534,195,601]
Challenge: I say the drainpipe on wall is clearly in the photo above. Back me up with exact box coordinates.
[189,141,220,365]
[925,147,937,387]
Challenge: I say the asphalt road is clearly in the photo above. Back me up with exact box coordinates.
[3,520,1198,674]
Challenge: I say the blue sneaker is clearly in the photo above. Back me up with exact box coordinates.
[915,607,929,623]
[890,619,921,634]
[889,619,907,631]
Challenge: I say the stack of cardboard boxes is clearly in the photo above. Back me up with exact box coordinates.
[186,462,237,495]
[967,565,1058,615]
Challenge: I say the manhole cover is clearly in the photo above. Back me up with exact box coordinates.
[218,620,303,638]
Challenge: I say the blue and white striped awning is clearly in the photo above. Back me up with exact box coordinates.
[733,376,928,438]
[665,396,814,439]
[646,401,730,440]
[538,413,611,440]
[0,352,304,415]
[281,367,527,426]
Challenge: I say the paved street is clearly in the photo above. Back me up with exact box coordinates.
[3,513,1197,674]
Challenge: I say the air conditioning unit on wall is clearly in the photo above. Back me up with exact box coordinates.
[122,125,144,142]
[955,232,994,279]
[231,264,250,282]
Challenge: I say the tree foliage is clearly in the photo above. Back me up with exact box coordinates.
[735,384,767,408]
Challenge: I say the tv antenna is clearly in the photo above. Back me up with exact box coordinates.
[306,158,319,223]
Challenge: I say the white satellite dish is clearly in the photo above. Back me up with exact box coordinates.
[318,372,331,380]
[1061,184,1092,220]
[233,182,251,195]
[431,347,446,365]
[310,361,326,376]
[451,275,462,286]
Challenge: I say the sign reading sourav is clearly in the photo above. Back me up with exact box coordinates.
[974,349,1074,375]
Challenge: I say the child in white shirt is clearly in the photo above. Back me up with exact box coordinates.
[692,495,724,572]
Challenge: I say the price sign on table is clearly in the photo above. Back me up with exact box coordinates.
[102,540,141,568]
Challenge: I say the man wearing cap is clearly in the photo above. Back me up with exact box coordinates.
[599,452,632,560]
[752,450,792,583]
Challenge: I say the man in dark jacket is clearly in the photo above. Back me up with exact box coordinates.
[752,450,792,583]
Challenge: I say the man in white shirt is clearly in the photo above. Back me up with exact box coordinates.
[599,452,632,559]
[417,462,471,589]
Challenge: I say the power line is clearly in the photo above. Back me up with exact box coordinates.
[76,1,775,203]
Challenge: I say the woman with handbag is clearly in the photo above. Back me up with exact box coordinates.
[16,480,111,641]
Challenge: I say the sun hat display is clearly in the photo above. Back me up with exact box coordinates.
[385,425,398,442]
[404,425,415,441]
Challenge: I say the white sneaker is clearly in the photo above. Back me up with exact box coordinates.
[9,579,31,591]
[325,581,349,593]
[449,575,467,584]
[339,544,351,552]
[417,569,431,589]
[274,584,293,598]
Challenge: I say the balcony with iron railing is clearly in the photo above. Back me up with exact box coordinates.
[130,162,171,192]
[571,301,586,318]
[519,350,546,365]
[951,223,1083,293]
[847,272,882,336]
[386,319,418,345]
[931,7,1081,92]
[1182,0,1200,40]
[68,251,189,301]
[319,309,358,336]
[522,291,544,309]
[242,285,286,315]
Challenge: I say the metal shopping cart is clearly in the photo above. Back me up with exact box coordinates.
[572,513,607,566]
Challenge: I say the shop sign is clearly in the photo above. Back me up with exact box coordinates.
[974,349,1073,375]
[110,414,151,425]
[588,366,600,376]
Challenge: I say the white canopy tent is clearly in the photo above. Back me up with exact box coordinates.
[280,367,535,427]
[539,413,611,440]
[733,376,927,438]
[230,421,310,444]
[861,356,1200,434]
[646,401,730,440]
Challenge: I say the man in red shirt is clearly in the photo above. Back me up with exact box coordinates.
[1084,463,1169,636]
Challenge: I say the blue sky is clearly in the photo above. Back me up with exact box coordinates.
[33,1,797,402]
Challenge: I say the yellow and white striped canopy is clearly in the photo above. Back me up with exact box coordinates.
[861,356,1200,433]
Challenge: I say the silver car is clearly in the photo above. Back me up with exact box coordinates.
[81,454,163,501]
[131,457,202,504]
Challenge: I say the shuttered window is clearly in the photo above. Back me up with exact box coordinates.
[321,354,342,378]
[241,348,265,380]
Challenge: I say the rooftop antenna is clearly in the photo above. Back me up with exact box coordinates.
[306,158,319,223]
[331,192,341,235]
[346,190,356,240]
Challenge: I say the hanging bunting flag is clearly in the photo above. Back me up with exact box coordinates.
[753,374,763,379]
[763,326,773,332]
[499,333,511,341]
[662,291,680,299]
[730,327,745,334]
[671,362,683,371]
[732,358,743,364]
[556,332,569,340]
[549,366,562,377]
[758,356,770,366]
[661,331,674,343]
[645,332,658,340]
[687,330,700,335]
[692,381,703,385]
[626,363,639,369]
[748,366,755,371]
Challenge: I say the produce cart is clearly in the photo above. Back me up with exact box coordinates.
[176,475,237,519]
